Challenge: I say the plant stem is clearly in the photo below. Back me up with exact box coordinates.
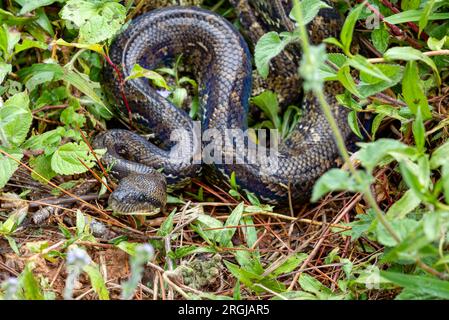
[292,0,401,243]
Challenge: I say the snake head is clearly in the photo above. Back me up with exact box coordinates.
[108,172,167,214]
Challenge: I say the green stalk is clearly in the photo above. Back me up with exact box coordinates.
[291,0,400,243]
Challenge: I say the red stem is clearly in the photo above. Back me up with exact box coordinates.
[103,54,134,128]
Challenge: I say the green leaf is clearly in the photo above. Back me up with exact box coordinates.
[83,264,109,300]
[312,168,373,202]
[17,63,64,91]
[384,10,449,24]
[0,91,32,147]
[17,0,65,15]
[157,209,176,237]
[18,264,45,300]
[384,46,441,86]
[430,140,449,169]
[371,24,389,53]
[219,202,244,247]
[272,253,307,277]
[442,163,449,205]
[427,36,447,51]
[62,69,109,111]
[412,107,426,152]
[348,110,363,139]
[356,138,416,173]
[402,61,431,119]
[381,271,449,300]
[125,64,170,90]
[337,65,360,97]
[0,147,23,189]
[290,0,331,25]
[51,141,102,175]
[340,3,364,55]
[386,190,422,219]
[376,218,419,247]
[0,24,21,61]
[419,0,436,36]
[14,39,48,54]
[60,0,126,44]
[358,64,403,98]
[347,55,391,82]
[254,31,297,79]
[0,62,12,84]
[250,91,281,129]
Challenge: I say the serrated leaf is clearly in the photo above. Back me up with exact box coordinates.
[0,147,22,188]
[254,31,297,79]
[61,0,126,44]
[51,141,102,175]
[0,91,32,147]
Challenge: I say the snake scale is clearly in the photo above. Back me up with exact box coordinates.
[93,0,353,213]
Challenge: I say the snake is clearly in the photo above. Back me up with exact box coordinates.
[92,0,353,213]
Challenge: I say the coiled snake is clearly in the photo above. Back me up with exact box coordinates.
[93,0,353,213]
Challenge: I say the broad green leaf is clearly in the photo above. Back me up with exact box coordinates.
[376,218,419,247]
[0,91,32,147]
[381,271,449,300]
[51,141,103,175]
[311,168,373,201]
[0,147,23,188]
[61,0,126,44]
[251,91,281,129]
[358,64,403,98]
[427,36,447,51]
[0,24,21,61]
[254,31,297,79]
[290,0,331,25]
[356,138,416,173]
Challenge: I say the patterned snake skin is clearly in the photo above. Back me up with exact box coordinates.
[93,0,353,213]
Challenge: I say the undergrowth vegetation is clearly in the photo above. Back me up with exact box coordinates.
[0,0,449,300]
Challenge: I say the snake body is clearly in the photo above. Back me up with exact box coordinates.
[93,1,353,212]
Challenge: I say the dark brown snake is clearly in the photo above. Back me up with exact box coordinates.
[93,0,353,213]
